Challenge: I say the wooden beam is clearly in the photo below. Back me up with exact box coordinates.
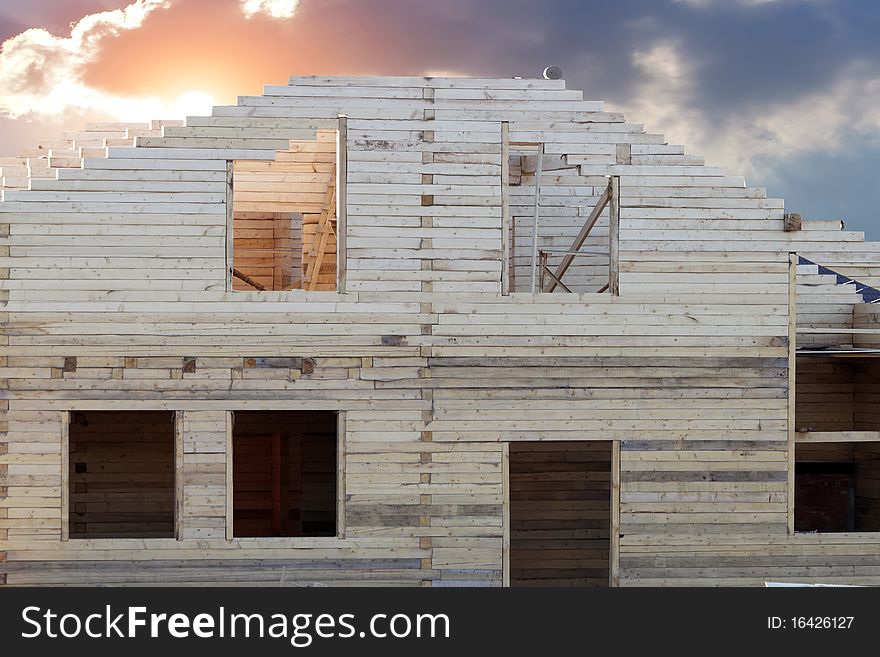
[336,115,348,292]
[543,182,611,292]
[610,439,620,587]
[232,268,266,291]
[530,144,543,293]
[788,252,798,534]
[60,411,69,542]
[502,441,510,587]
[542,263,572,293]
[337,411,346,539]
[501,122,511,296]
[784,212,802,232]
[796,431,880,443]
[226,161,234,291]
[175,410,184,540]
[510,216,517,292]
[225,411,233,541]
[609,176,620,296]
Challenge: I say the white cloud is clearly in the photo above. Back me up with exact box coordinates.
[617,40,880,185]
[241,0,300,19]
[0,0,177,121]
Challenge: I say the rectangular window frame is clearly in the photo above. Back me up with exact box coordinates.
[224,409,346,542]
[502,439,620,587]
[226,116,347,295]
[792,434,880,534]
[62,409,182,542]
[501,130,620,297]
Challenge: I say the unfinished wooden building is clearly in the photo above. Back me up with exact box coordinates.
[2,75,880,586]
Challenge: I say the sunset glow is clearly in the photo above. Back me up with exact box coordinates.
[172,91,216,119]
[1,0,879,237]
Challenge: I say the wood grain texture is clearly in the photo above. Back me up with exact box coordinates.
[2,75,880,586]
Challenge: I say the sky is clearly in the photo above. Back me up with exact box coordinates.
[0,0,879,236]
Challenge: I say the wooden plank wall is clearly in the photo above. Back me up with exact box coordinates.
[855,359,880,431]
[2,75,880,586]
[853,305,880,349]
[795,262,859,348]
[796,357,857,432]
[795,442,880,533]
[854,443,880,531]
[179,410,227,539]
[231,210,302,291]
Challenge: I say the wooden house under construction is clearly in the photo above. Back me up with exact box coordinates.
[2,75,880,587]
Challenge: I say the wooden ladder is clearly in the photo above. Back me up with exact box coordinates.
[304,180,336,291]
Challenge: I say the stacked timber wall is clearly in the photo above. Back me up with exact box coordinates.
[0,76,879,586]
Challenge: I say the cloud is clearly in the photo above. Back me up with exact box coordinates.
[240,0,299,19]
[618,38,880,186]
[0,0,178,121]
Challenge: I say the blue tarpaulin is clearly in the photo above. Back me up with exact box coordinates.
[798,256,880,304]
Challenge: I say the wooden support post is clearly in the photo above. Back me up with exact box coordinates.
[60,411,69,542]
[529,144,544,293]
[788,252,798,534]
[226,411,234,540]
[609,175,620,296]
[539,251,548,291]
[784,212,802,232]
[501,122,511,295]
[510,216,517,293]
[337,411,346,538]
[610,440,621,587]
[336,115,348,292]
[175,410,184,540]
[232,268,266,291]
[226,161,234,291]
[273,213,286,291]
[502,442,510,587]
[543,264,572,293]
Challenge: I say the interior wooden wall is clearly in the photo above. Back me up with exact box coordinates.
[796,357,857,432]
[855,359,880,431]
[69,410,175,539]
[232,410,336,538]
[232,130,337,291]
[795,442,880,532]
[509,441,611,586]
[231,210,301,291]
[854,443,880,531]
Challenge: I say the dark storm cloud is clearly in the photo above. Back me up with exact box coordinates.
[409,0,880,235]
[0,0,877,234]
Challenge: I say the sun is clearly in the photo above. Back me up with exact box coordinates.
[172,90,217,117]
